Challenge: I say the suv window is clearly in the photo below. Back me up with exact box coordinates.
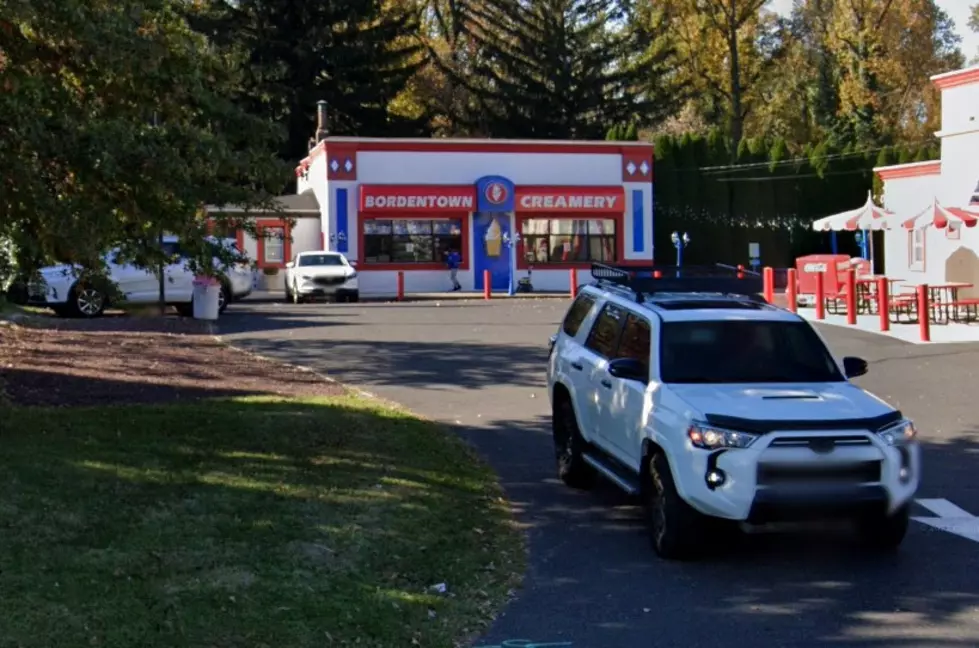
[562,294,597,336]
[660,320,844,383]
[615,313,652,375]
[584,303,624,357]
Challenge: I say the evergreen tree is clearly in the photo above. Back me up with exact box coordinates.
[452,0,647,139]
[192,0,427,161]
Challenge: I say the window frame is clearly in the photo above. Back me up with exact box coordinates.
[359,214,469,271]
[907,228,926,272]
[562,293,597,337]
[255,218,292,269]
[613,311,653,378]
[516,214,622,270]
[584,303,626,358]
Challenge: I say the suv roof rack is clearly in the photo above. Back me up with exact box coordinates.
[589,263,766,304]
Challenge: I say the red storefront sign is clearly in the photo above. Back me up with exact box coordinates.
[515,186,624,212]
[359,185,476,212]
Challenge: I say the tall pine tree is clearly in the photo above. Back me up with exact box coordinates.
[450,0,646,139]
[191,0,428,161]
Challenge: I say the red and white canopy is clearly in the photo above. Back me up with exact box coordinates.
[812,191,895,231]
[902,199,979,230]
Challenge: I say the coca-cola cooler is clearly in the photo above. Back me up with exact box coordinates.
[795,254,861,305]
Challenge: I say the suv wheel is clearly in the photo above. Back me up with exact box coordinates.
[69,284,106,318]
[218,283,231,313]
[644,452,706,560]
[553,395,595,489]
[856,505,909,550]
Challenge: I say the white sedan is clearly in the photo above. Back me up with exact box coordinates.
[28,236,253,317]
[284,251,359,303]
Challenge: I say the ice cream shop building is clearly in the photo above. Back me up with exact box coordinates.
[263,125,655,294]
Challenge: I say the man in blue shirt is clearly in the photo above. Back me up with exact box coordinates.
[446,248,462,291]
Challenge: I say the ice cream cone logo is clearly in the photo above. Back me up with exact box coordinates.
[484,182,509,206]
[485,218,502,257]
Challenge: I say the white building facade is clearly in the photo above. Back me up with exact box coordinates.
[876,65,979,297]
[250,137,656,295]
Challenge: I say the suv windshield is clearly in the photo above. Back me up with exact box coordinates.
[298,254,345,267]
[660,320,844,384]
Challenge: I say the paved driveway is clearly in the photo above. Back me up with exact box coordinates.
[221,299,979,648]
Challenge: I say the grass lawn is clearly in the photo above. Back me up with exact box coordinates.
[0,395,524,648]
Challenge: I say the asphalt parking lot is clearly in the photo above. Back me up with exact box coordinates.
[221,297,979,648]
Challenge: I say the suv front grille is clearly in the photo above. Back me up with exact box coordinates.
[313,276,344,287]
[768,435,872,448]
[757,460,881,486]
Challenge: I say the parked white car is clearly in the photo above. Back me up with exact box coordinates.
[28,236,253,317]
[284,251,359,303]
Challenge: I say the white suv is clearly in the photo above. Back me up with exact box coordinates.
[547,264,919,560]
[28,236,253,317]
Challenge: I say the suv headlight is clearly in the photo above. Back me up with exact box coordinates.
[346,271,357,279]
[687,422,758,450]
[877,418,916,446]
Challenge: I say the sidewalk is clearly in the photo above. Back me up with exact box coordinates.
[242,290,573,304]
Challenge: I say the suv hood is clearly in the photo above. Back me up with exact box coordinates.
[670,382,895,422]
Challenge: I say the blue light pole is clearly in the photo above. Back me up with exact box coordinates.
[671,231,690,275]
[502,231,521,296]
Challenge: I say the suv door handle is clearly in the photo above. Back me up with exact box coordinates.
[600,378,612,389]
[570,362,584,371]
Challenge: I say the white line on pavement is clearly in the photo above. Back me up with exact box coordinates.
[913,498,979,544]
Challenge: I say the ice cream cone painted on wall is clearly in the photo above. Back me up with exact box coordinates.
[485,218,502,257]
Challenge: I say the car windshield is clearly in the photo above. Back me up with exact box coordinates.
[298,254,344,267]
[659,320,844,384]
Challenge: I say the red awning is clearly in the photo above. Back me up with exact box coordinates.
[902,200,979,230]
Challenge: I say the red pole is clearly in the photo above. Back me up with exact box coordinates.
[483,270,491,300]
[785,269,797,313]
[815,271,825,320]
[877,277,889,332]
[396,271,405,301]
[569,268,577,297]
[762,266,775,303]
[917,284,930,342]
[737,264,745,279]
[845,269,857,325]
[653,270,662,279]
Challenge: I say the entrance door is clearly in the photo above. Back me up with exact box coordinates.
[472,211,512,291]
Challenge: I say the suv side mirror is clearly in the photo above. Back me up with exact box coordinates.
[842,356,868,378]
[285,261,294,269]
[608,357,647,383]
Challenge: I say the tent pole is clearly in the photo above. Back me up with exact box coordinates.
[831,231,838,254]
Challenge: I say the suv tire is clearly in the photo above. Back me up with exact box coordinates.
[68,283,106,318]
[856,505,909,550]
[644,452,706,560]
[553,394,595,489]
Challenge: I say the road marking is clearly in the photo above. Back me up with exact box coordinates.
[914,498,979,543]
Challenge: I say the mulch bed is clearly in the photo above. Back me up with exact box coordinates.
[0,313,345,407]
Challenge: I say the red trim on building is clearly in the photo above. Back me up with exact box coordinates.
[325,144,358,181]
[359,185,477,212]
[514,186,624,213]
[932,67,979,90]
[621,151,653,183]
[358,213,471,271]
[319,231,325,249]
[515,213,626,271]
[875,161,941,181]
[255,218,292,268]
[236,228,245,255]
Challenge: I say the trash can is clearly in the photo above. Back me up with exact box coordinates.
[192,276,221,320]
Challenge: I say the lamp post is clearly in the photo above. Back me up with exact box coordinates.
[671,231,690,275]
[502,231,521,296]
[329,231,347,252]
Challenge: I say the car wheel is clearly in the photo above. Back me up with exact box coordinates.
[552,393,595,489]
[69,283,106,318]
[218,283,231,313]
[856,505,909,550]
[644,452,706,560]
[291,281,303,304]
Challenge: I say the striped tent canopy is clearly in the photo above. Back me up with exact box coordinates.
[902,199,979,230]
[811,191,895,231]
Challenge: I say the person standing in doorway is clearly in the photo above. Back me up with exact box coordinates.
[446,248,462,291]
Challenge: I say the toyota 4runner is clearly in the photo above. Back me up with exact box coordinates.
[547,264,920,560]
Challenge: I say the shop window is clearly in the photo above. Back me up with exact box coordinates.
[947,223,961,240]
[908,228,925,271]
[363,218,463,264]
[522,218,617,264]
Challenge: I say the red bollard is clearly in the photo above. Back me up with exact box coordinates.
[917,284,930,342]
[762,266,775,303]
[786,269,797,313]
[877,277,890,332]
[815,272,825,320]
[569,268,577,297]
[737,264,745,279]
[653,270,662,279]
[845,269,857,325]
[396,271,405,301]
[483,270,491,300]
